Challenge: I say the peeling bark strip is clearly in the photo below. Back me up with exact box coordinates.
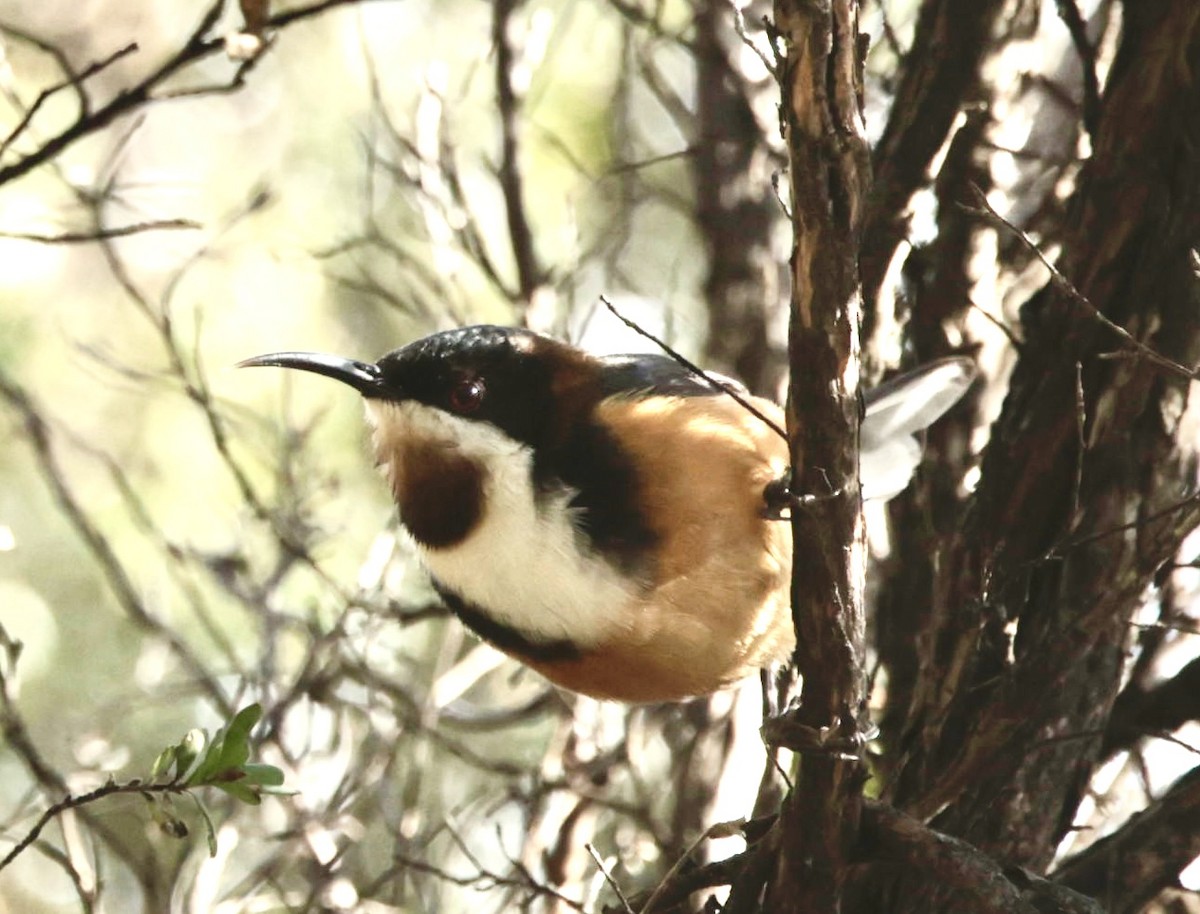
[768,0,870,910]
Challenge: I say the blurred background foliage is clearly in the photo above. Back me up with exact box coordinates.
[0,2,785,911]
[2,0,1198,912]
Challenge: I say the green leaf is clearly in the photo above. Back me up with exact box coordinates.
[185,730,225,786]
[187,792,219,857]
[176,729,209,783]
[239,763,285,787]
[190,704,261,786]
[225,703,263,739]
[217,703,262,770]
[215,779,262,805]
[151,746,176,780]
[259,785,299,797]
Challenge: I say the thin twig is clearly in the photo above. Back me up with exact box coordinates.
[0,219,200,243]
[600,296,789,441]
[1072,361,1085,524]
[0,780,189,873]
[967,185,1196,381]
[1043,491,1200,560]
[0,0,393,188]
[638,821,738,914]
[0,40,139,159]
[585,843,634,914]
[728,1,778,78]
[968,298,1023,349]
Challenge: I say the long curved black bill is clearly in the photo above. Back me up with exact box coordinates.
[237,352,383,395]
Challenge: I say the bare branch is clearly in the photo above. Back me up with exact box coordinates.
[0,38,137,158]
[0,780,194,874]
[0,218,200,243]
[0,0,393,189]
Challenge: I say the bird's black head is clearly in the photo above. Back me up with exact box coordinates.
[375,325,563,447]
[241,325,664,582]
[239,325,592,450]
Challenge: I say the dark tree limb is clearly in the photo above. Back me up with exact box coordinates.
[888,0,1200,887]
[873,102,989,775]
[1053,0,1101,139]
[1054,765,1200,914]
[1103,655,1200,756]
[850,801,1104,914]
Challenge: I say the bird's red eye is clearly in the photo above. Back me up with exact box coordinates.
[449,376,486,413]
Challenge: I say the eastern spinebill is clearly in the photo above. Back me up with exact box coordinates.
[241,325,973,702]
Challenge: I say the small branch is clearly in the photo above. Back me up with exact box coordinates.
[1103,656,1200,755]
[0,780,189,873]
[0,624,70,797]
[637,819,750,914]
[0,39,138,159]
[600,296,789,441]
[0,0,225,188]
[728,1,779,82]
[611,849,752,913]
[1071,360,1085,522]
[585,844,633,914]
[390,851,586,910]
[1043,491,1200,560]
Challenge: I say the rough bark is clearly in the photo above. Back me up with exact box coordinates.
[767,0,871,909]
[886,0,1200,885]
[872,103,989,774]
[1054,766,1200,914]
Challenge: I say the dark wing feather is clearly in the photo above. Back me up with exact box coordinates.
[596,353,748,399]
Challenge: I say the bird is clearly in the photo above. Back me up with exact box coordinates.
[240,325,974,702]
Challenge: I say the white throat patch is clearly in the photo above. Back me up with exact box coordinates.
[365,400,634,648]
